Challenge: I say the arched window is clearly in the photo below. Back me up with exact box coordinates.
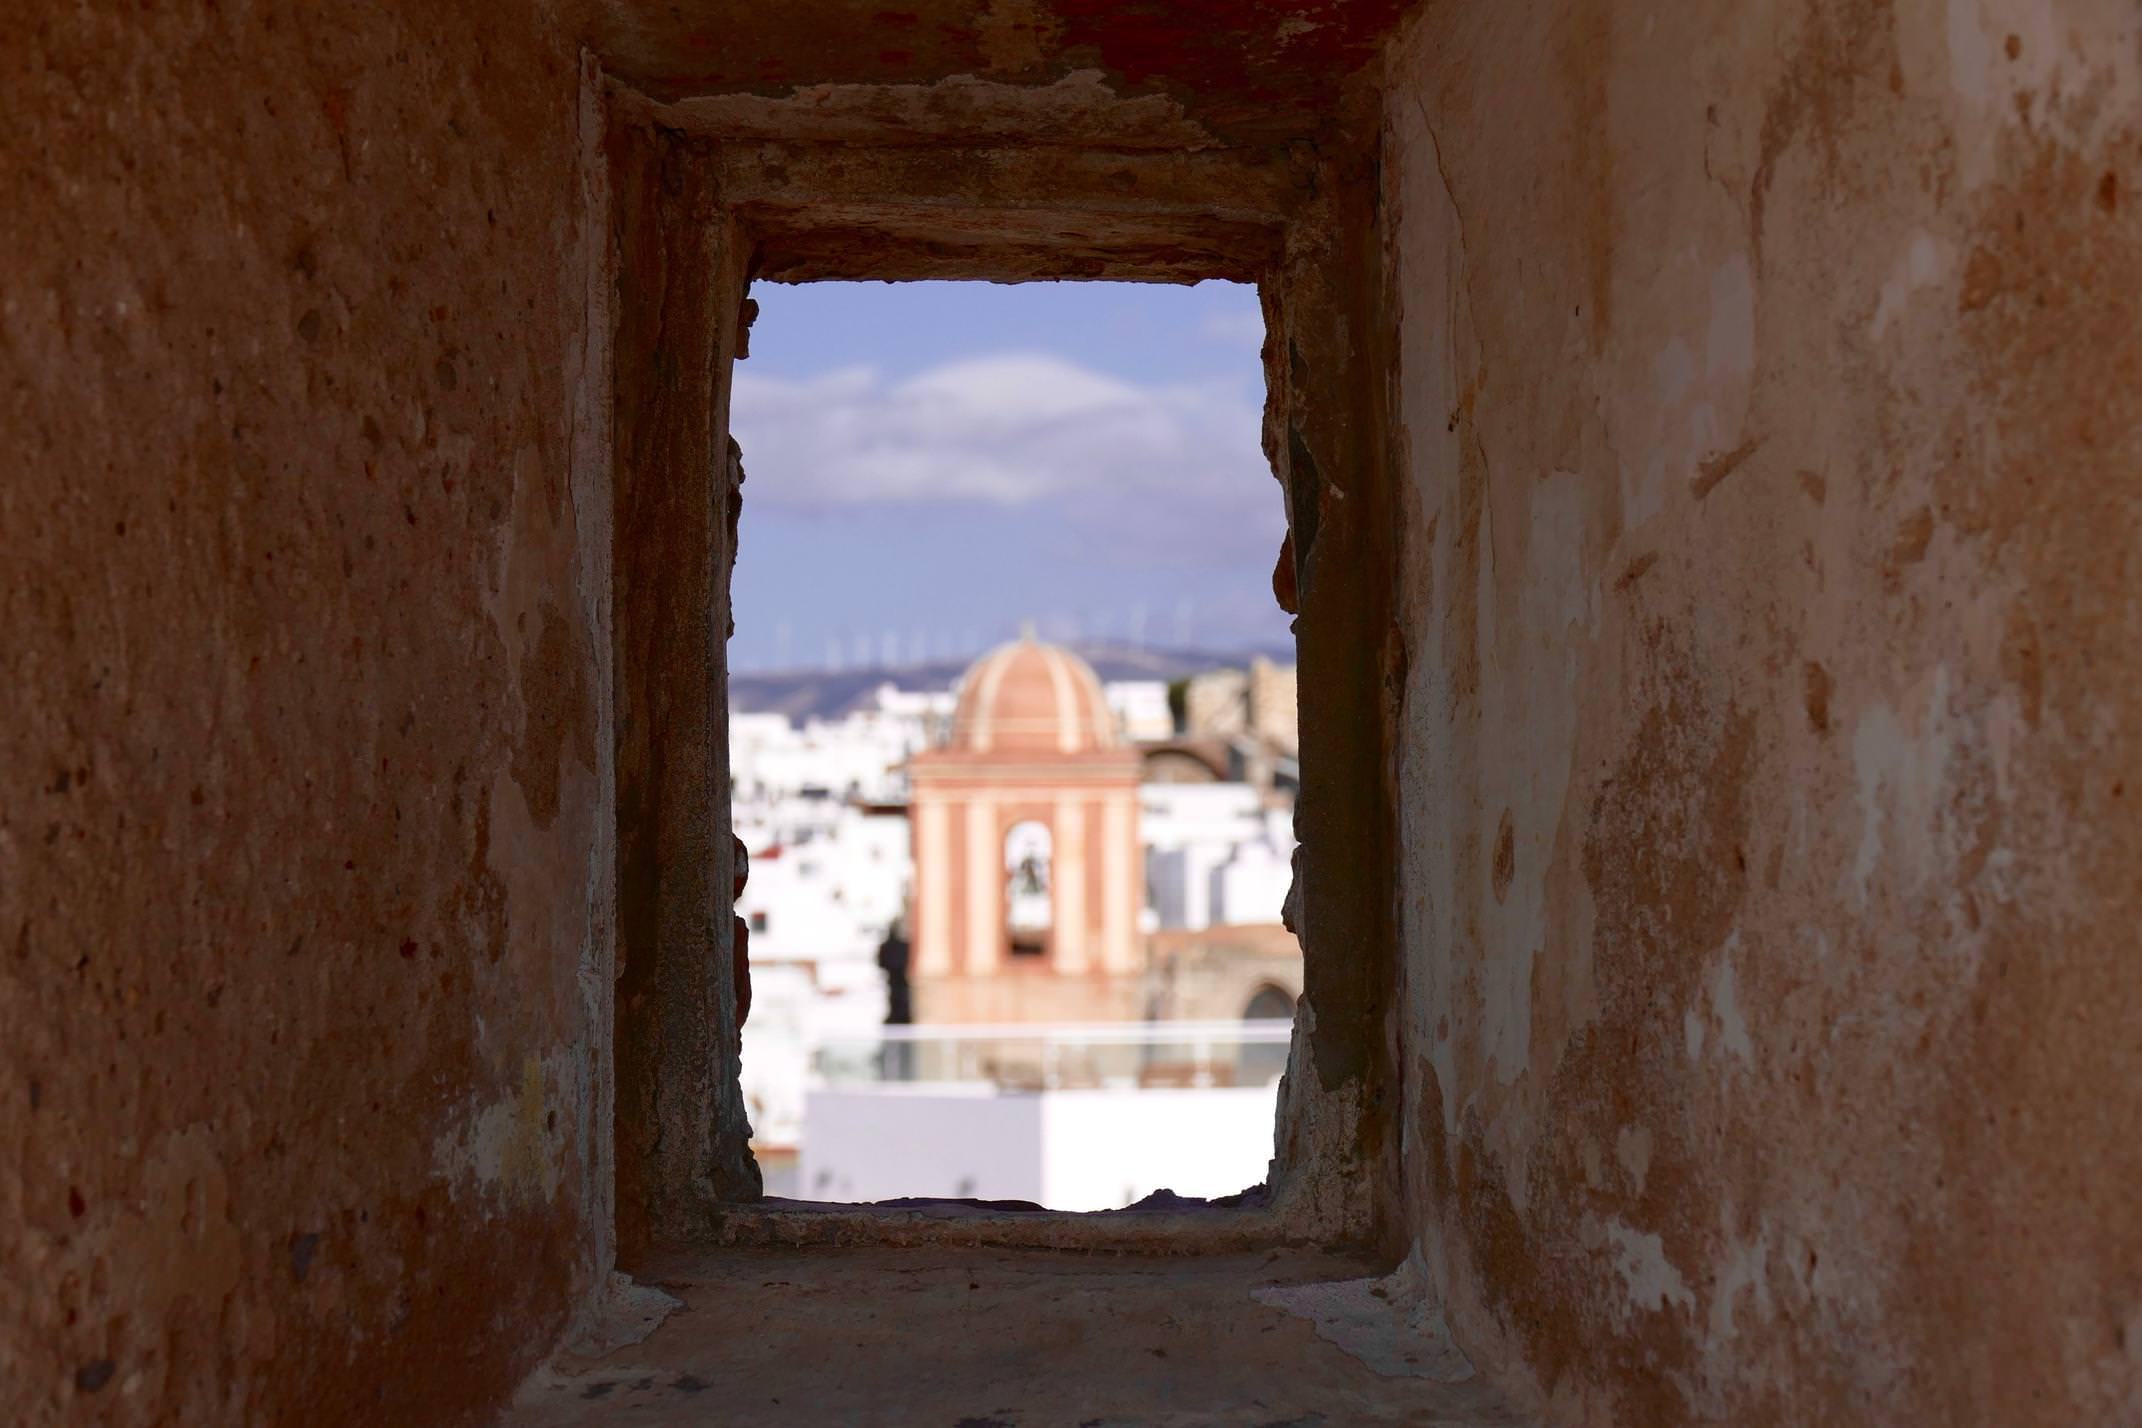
[1238,985,1295,1084]
[1004,820,1053,957]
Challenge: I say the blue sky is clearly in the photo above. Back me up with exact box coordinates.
[728,280,1288,673]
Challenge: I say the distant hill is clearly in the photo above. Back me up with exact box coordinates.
[730,641,1292,722]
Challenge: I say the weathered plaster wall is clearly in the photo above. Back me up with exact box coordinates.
[1262,147,1407,1248]
[609,117,760,1259]
[1384,1,2142,1422]
[2,7,613,1423]
[591,0,1408,146]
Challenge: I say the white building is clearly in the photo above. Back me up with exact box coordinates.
[803,1082,1278,1209]
[730,682,952,806]
[738,805,910,957]
[799,1019,1290,1208]
[1141,783,1296,930]
[732,684,950,1150]
[735,804,906,1153]
[1102,679,1176,741]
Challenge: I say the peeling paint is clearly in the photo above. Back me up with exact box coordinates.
[434,1055,570,1206]
[1602,1220,1696,1317]
[1614,1124,1653,1196]
[1851,668,1955,904]
[1871,232,1950,338]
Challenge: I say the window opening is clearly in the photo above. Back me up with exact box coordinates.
[727,279,1300,1209]
[1004,820,1054,959]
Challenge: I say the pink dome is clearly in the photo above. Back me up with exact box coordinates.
[947,635,1121,755]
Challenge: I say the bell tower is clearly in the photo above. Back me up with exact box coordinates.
[907,633,1144,1023]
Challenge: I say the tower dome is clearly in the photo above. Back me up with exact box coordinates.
[947,632,1121,755]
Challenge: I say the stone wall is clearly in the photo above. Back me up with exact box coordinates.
[1383,1,2142,1422]
[607,118,760,1261]
[1,6,611,1422]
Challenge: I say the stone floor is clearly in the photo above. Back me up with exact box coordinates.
[510,1246,1531,1427]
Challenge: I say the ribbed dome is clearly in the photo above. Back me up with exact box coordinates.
[947,635,1120,755]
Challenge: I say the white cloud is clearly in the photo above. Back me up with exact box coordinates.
[730,352,1282,565]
